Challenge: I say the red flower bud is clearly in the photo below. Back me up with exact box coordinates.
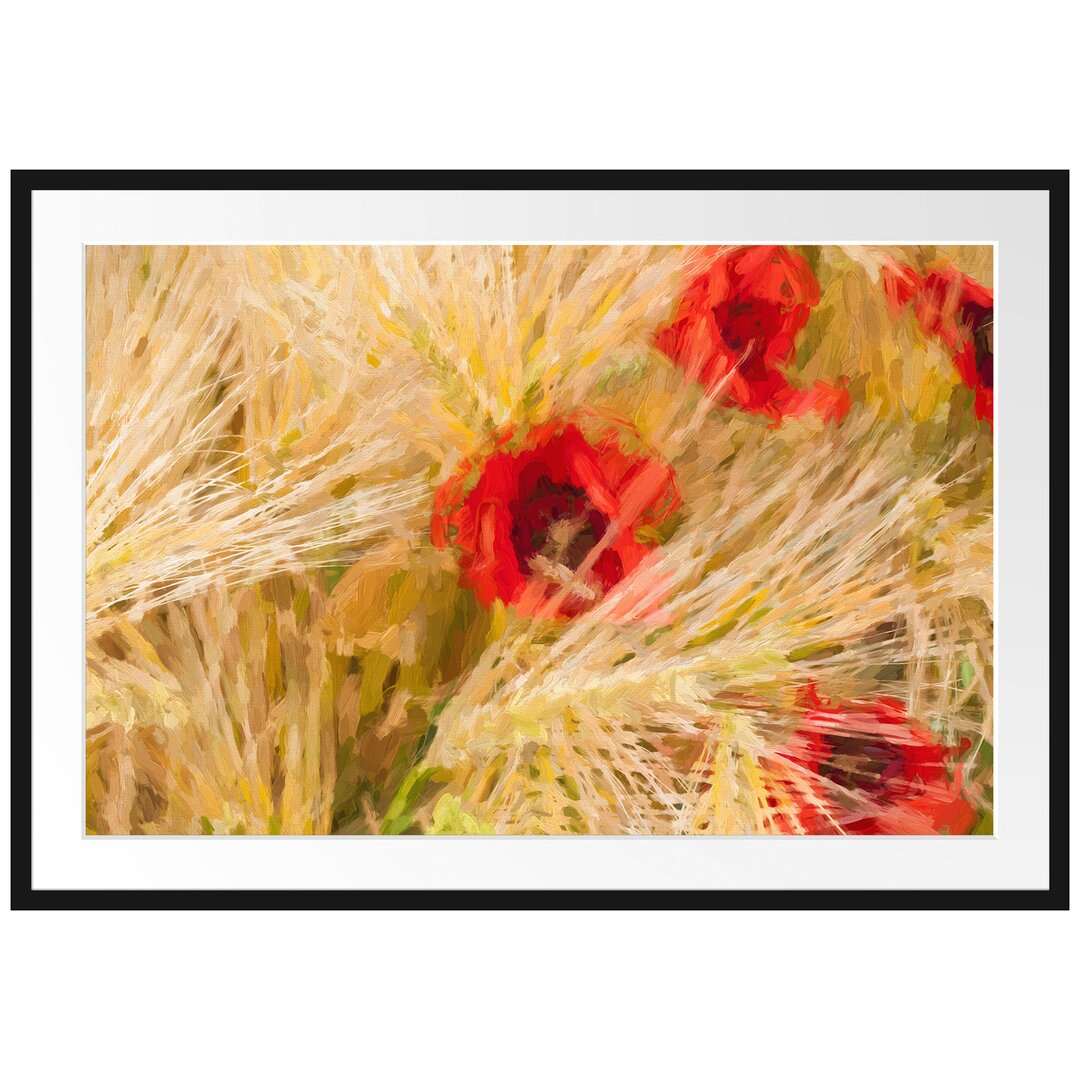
[881,259,993,425]
[656,246,849,423]
[773,682,977,834]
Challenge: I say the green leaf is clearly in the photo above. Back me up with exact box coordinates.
[959,658,976,690]
[380,766,438,835]
[787,642,844,663]
[432,794,492,835]
[324,564,350,592]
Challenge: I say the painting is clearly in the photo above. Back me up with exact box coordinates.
[85,244,993,836]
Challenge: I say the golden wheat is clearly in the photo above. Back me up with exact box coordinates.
[85,244,992,835]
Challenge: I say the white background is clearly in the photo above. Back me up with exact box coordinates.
[1,3,1076,1079]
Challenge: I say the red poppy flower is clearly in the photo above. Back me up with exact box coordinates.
[431,414,680,618]
[656,246,850,423]
[881,260,993,425]
[772,683,976,835]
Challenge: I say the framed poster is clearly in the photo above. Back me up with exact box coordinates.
[10,170,1068,909]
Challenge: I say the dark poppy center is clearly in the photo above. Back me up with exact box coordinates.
[964,302,994,389]
[818,736,906,794]
[974,315,993,389]
[713,298,779,374]
[508,473,609,578]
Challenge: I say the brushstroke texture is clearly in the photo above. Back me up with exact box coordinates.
[85,245,993,835]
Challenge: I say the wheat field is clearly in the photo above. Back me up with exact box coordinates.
[85,244,993,836]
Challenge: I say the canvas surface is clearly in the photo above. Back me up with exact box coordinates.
[85,245,993,835]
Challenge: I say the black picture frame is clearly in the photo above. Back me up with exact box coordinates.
[9,169,1069,911]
